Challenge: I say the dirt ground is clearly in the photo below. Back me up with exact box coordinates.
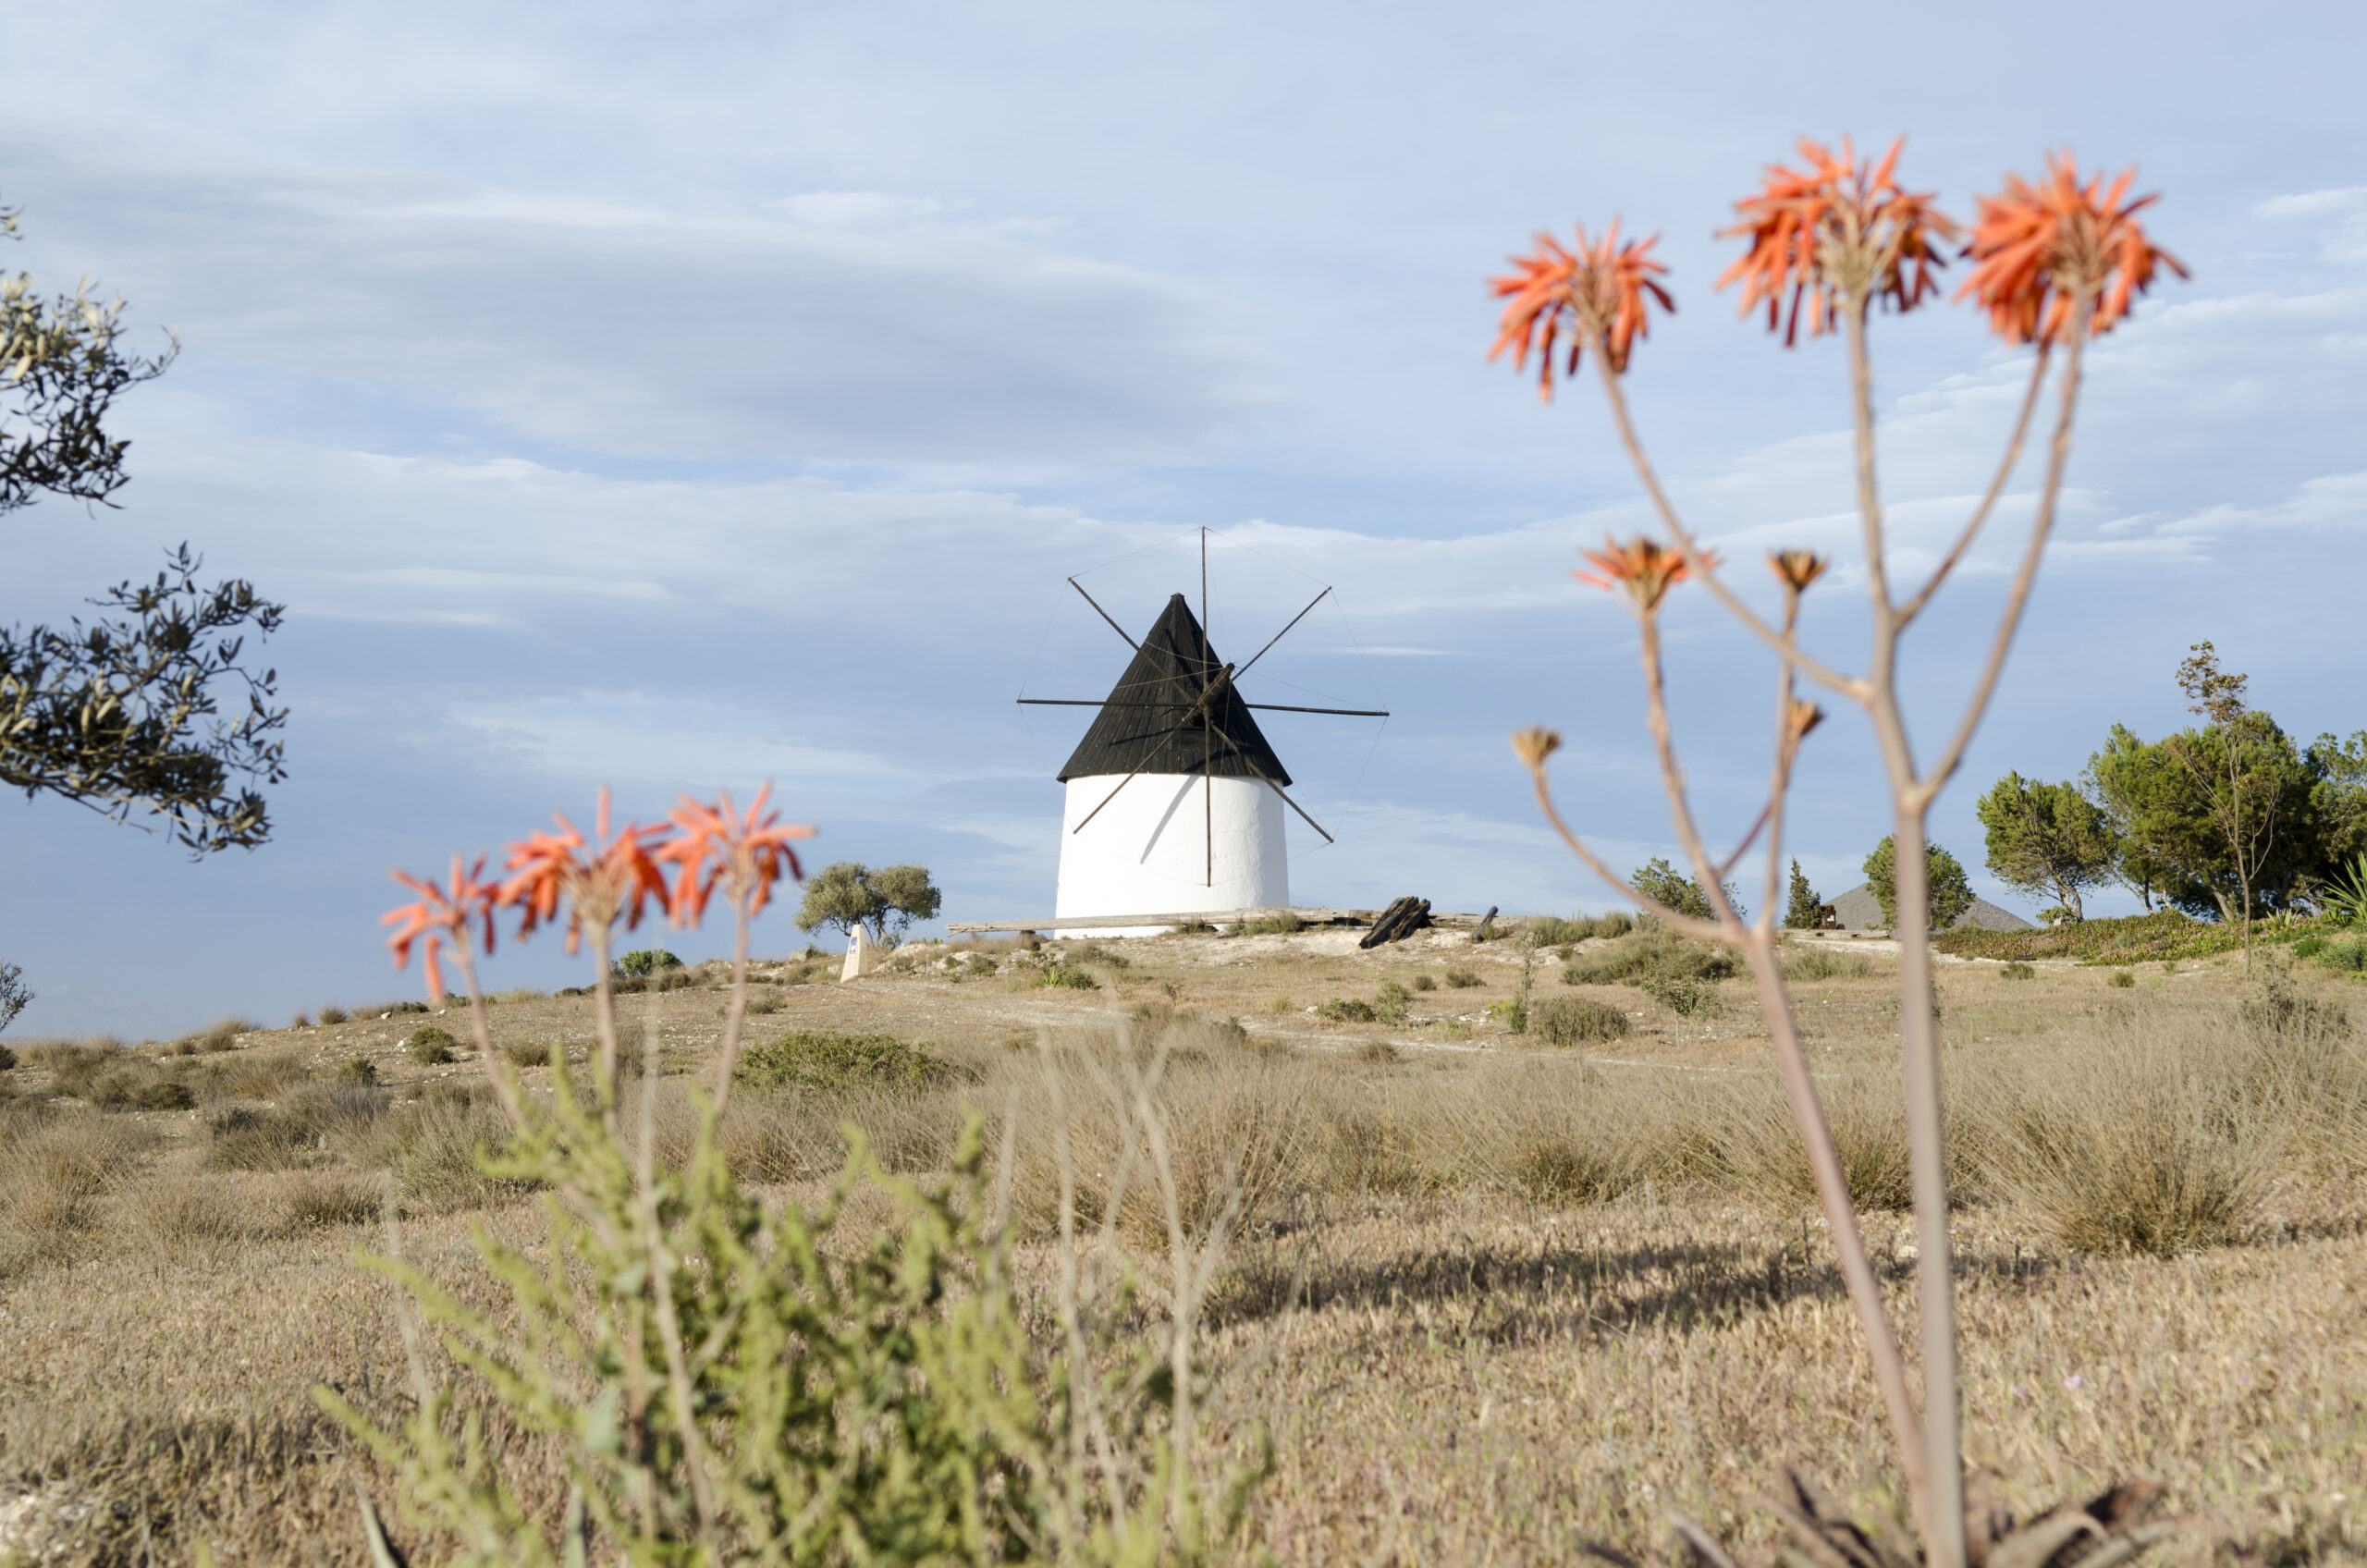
[1,925,2361,1566]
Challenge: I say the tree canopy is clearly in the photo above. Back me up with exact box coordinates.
[1630,855,1741,922]
[1974,772,2116,921]
[2084,716,2319,922]
[794,862,943,945]
[1784,859,1822,929]
[1862,837,1974,931]
[2,198,286,854]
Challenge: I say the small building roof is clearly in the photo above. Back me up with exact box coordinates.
[1057,594,1293,786]
[1827,883,2034,933]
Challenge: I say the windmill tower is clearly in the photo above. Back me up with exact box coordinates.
[1021,538,1384,937]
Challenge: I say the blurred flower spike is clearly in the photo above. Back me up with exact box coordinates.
[1717,136,1959,344]
[1770,549,1831,595]
[501,786,668,955]
[383,853,500,1001]
[1510,727,1563,771]
[1489,221,1674,397]
[658,783,816,925]
[1576,535,1716,616]
[1958,153,2186,345]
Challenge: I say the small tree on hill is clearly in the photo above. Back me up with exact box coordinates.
[795,861,943,946]
[1864,836,1973,932]
[1784,859,1822,928]
[1631,854,1743,922]
[1974,771,2116,921]
[0,961,29,1034]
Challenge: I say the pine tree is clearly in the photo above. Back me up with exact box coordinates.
[1784,859,1822,928]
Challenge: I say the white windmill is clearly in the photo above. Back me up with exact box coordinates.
[1018,535,1385,936]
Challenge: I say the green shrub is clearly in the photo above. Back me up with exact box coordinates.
[0,1043,14,1072]
[174,1018,255,1055]
[1038,964,1098,990]
[1522,916,1592,949]
[735,1031,950,1093]
[2107,970,2137,989]
[1781,947,1874,982]
[1560,929,1738,986]
[132,1079,196,1110]
[2315,937,2367,974]
[2293,934,2328,961]
[1318,998,1379,1023]
[1242,913,1304,935]
[1065,942,1130,971]
[1527,997,1630,1047]
[336,1059,381,1086]
[1443,966,1483,989]
[612,949,684,978]
[406,1026,457,1065]
[2000,962,2038,981]
[1641,966,1723,1018]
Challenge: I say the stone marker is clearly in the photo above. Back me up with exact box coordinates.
[840,926,882,983]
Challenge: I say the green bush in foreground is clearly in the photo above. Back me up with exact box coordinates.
[325,1101,1258,1567]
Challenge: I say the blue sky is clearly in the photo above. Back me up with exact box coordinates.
[5,1,2365,1036]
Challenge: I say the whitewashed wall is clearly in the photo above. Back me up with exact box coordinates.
[1054,774,1287,936]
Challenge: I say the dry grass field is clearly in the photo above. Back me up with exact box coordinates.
[1,925,2362,1566]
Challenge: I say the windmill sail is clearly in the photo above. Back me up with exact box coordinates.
[1056,594,1293,785]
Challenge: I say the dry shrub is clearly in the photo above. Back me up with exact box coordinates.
[117,1172,254,1252]
[1003,1026,1319,1241]
[1714,1070,1919,1213]
[277,1170,381,1231]
[1976,1013,2269,1256]
[501,1040,553,1068]
[1525,996,1630,1047]
[0,1114,155,1273]
[1443,967,1483,989]
[407,1025,457,1064]
[205,1083,387,1171]
[374,1091,538,1210]
[1562,928,1737,986]
[174,1047,312,1104]
[174,1017,258,1054]
[1781,946,1876,982]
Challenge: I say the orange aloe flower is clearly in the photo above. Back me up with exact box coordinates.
[1576,535,1718,615]
[383,853,500,1001]
[500,787,668,955]
[656,784,816,926]
[1717,136,1959,344]
[1769,549,1831,595]
[1489,221,1674,398]
[1957,153,2185,345]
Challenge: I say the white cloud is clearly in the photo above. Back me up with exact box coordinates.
[3,137,1282,466]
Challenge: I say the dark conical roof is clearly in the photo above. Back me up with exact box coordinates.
[1057,594,1293,786]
